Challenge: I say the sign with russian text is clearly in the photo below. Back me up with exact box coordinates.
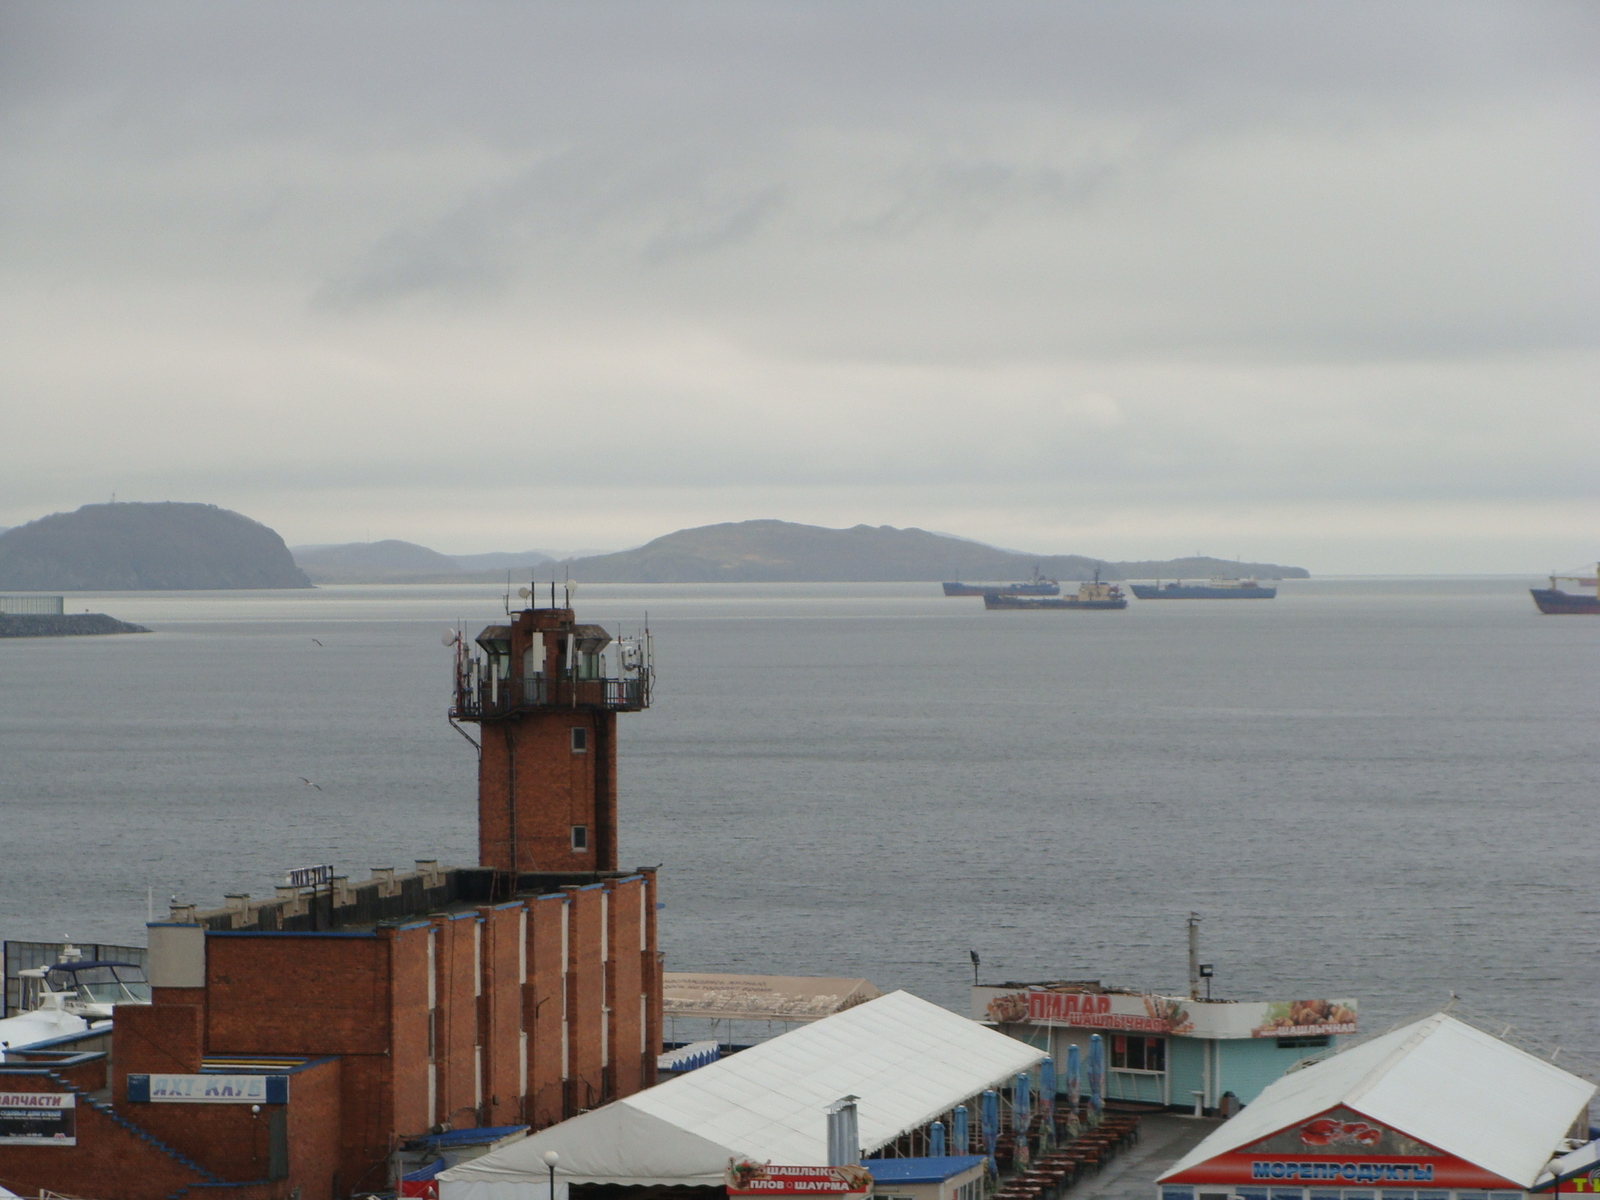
[1164,1150,1514,1189]
[727,1164,874,1195]
[139,1074,288,1104]
[286,864,334,888]
[985,989,1196,1034]
[1250,1000,1358,1038]
[0,1091,75,1145]
[973,987,1358,1040]
[1251,1161,1437,1182]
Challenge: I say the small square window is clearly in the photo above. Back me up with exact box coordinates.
[571,825,588,851]
[571,727,588,752]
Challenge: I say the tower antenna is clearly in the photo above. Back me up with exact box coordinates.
[1187,912,1202,999]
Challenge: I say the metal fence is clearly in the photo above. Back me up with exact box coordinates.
[0,595,65,615]
[454,674,649,719]
[3,940,148,1016]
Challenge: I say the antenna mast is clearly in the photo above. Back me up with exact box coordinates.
[1188,912,1202,1000]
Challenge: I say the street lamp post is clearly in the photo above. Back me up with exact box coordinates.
[543,1149,560,1200]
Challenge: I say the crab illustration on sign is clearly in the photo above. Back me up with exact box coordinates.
[1300,1118,1383,1148]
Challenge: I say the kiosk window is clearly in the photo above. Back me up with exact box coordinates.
[1110,1036,1165,1071]
[1161,1189,1194,1200]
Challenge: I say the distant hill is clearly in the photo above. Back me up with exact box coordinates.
[0,503,311,590]
[293,539,464,582]
[289,541,554,582]
[450,550,556,572]
[557,521,1309,583]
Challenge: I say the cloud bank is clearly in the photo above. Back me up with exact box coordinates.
[1,1,1595,570]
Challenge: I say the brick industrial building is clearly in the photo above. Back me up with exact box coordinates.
[0,603,663,1200]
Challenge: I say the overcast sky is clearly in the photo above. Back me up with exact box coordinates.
[2,1,1595,572]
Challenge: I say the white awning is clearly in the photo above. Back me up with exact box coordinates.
[441,990,1044,1191]
[1161,1012,1596,1190]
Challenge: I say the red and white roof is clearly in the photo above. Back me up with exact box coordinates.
[1161,1013,1595,1190]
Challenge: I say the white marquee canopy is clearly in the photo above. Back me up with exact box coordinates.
[440,990,1044,1193]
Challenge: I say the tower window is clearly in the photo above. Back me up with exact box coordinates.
[571,825,589,851]
[570,727,588,752]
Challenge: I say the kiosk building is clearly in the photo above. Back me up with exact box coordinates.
[1158,1012,1594,1200]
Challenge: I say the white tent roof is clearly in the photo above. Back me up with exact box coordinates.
[441,990,1044,1187]
[1162,1012,1596,1189]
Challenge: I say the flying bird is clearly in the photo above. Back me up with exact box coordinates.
[311,638,323,647]
[298,777,322,792]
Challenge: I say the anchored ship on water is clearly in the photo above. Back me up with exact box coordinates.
[1530,565,1600,614]
[1129,576,1278,600]
[984,573,1128,610]
[943,569,1059,597]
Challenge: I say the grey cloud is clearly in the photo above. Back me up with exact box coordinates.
[1,0,1595,570]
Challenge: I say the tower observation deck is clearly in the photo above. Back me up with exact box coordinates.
[450,604,653,875]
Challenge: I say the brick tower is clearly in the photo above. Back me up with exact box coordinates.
[452,601,651,873]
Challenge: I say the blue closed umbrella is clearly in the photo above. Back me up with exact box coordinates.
[981,1089,1000,1170]
[1040,1058,1056,1125]
[929,1120,946,1157]
[1013,1071,1031,1130]
[1066,1045,1081,1115]
[1088,1034,1105,1119]
[953,1105,969,1155]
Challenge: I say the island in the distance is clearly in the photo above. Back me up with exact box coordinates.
[293,520,1309,584]
[0,502,311,590]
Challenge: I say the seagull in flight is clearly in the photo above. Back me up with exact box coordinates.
[298,777,323,792]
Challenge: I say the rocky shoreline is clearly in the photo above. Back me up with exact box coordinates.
[0,613,150,637]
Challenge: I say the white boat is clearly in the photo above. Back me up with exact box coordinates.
[0,943,150,1056]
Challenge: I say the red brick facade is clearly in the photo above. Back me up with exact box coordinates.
[475,608,626,874]
[0,604,663,1199]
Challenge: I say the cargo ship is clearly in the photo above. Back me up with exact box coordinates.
[1129,577,1277,600]
[1530,566,1599,615]
[985,577,1127,610]
[944,570,1059,597]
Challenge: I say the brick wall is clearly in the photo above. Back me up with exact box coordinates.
[480,712,604,874]
[0,1066,221,1200]
[564,884,606,1112]
[386,923,433,1140]
[478,901,524,1129]
[283,1057,343,1200]
[525,892,568,1129]
[335,1053,393,1195]
[114,994,204,1097]
[3,866,661,1198]
[640,868,662,1089]
[606,877,645,1097]
[205,933,390,1056]
[433,912,480,1131]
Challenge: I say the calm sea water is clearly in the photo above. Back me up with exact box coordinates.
[1,579,1595,1059]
